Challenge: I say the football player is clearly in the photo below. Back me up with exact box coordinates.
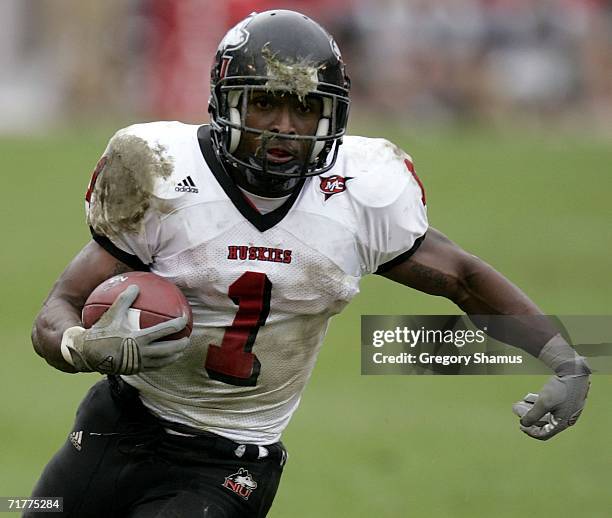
[29,10,590,518]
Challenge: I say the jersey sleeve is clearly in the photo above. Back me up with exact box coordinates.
[354,145,428,275]
[84,126,172,269]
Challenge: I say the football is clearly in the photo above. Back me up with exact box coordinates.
[82,271,193,339]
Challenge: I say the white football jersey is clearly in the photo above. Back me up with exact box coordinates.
[85,121,428,444]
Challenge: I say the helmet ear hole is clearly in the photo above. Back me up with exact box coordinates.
[228,91,242,153]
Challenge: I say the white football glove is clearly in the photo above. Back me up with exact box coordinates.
[61,284,190,374]
[512,367,590,440]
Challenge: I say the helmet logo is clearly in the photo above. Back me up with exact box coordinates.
[218,14,253,79]
[218,14,252,52]
[320,175,353,200]
[329,37,342,60]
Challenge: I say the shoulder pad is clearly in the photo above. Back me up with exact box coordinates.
[339,136,422,208]
[87,122,188,238]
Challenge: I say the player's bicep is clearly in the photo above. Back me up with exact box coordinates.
[44,240,134,309]
[380,227,476,300]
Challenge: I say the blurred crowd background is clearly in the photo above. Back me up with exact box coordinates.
[1,0,611,133]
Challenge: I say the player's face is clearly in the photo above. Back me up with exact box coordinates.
[235,91,323,166]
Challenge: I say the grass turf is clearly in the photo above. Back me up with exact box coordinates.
[0,125,610,517]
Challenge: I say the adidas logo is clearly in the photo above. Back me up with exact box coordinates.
[175,176,199,193]
[69,430,83,451]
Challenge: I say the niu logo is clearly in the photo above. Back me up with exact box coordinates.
[319,175,353,200]
[222,468,258,500]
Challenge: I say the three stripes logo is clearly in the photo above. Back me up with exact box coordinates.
[175,176,199,193]
[69,430,83,451]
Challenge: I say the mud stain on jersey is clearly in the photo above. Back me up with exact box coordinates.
[384,140,407,161]
[262,44,318,102]
[88,133,173,237]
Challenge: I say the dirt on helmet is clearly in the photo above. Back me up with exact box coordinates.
[262,44,319,102]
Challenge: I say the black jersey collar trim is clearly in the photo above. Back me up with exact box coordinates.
[197,125,305,233]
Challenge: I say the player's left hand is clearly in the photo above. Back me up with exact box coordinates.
[512,369,590,440]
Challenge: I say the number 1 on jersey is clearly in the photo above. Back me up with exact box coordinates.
[205,272,271,386]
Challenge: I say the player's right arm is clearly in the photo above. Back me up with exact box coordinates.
[31,240,134,373]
